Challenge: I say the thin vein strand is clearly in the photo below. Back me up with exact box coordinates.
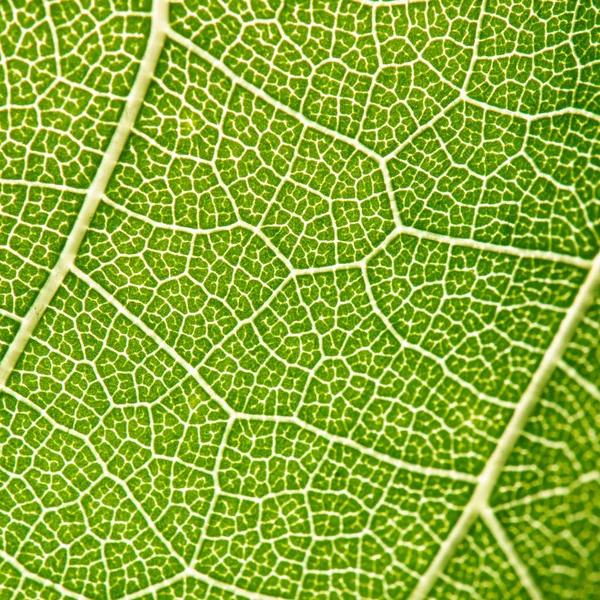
[70,265,235,416]
[101,193,592,271]
[481,506,544,600]
[71,266,480,484]
[558,359,600,400]
[166,28,383,165]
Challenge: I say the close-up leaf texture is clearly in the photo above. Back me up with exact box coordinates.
[0,0,599,598]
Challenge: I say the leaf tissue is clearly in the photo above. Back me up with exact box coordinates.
[0,0,599,599]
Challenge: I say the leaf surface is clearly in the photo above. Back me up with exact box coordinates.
[0,0,599,599]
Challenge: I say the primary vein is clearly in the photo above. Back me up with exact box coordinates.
[409,249,600,600]
[0,0,169,390]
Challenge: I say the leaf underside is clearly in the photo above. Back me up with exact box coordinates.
[0,1,599,599]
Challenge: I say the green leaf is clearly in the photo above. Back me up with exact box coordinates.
[1,0,599,599]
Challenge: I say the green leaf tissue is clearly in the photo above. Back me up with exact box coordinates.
[0,0,599,599]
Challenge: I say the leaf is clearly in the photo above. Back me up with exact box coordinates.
[0,0,599,599]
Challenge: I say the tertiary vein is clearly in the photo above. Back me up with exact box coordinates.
[480,506,543,600]
[0,547,291,600]
[100,190,593,270]
[70,264,477,484]
[165,27,594,271]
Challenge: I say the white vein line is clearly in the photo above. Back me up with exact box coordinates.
[381,160,403,229]
[384,96,462,161]
[124,568,293,600]
[465,97,600,125]
[0,550,85,600]
[101,196,296,273]
[110,571,187,600]
[481,507,544,600]
[100,195,240,233]
[492,471,600,512]
[101,194,592,271]
[0,549,289,600]
[408,250,600,600]
[397,225,593,270]
[71,265,235,417]
[0,308,20,322]
[189,572,296,600]
[0,178,84,193]
[352,0,418,5]
[166,28,383,164]
[558,359,600,400]
[246,414,477,483]
[0,0,169,390]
